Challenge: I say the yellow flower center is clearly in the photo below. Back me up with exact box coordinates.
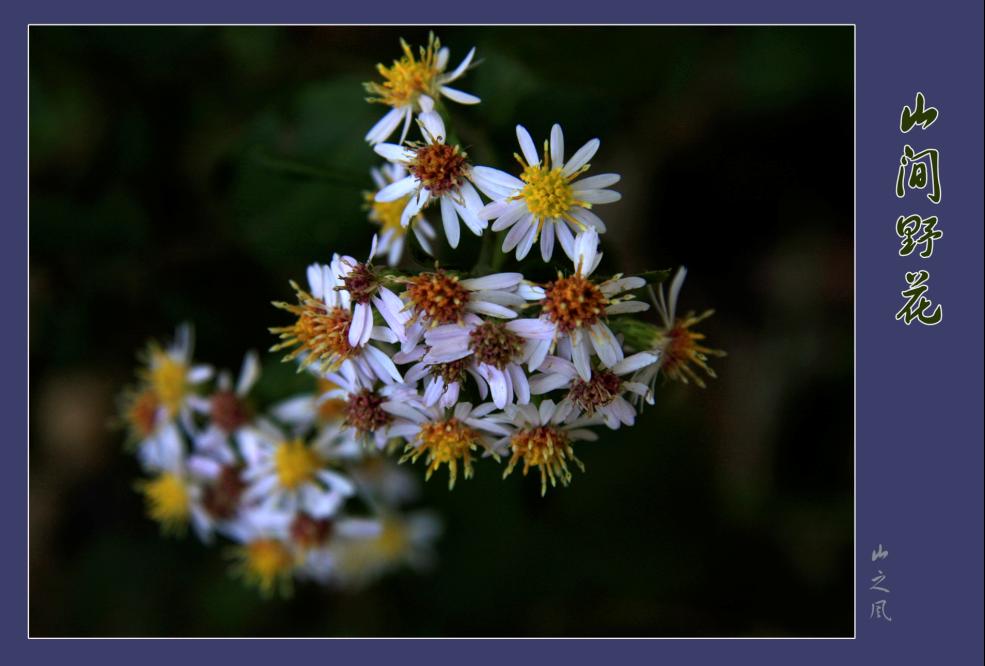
[401,417,480,489]
[519,163,576,220]
[365,35,441,109]
[150,352,188,416]
[504,425,584,496]
[140,473,190,533]
[274,439,320,490]
[238,539,295,597]
[512,142,590,226]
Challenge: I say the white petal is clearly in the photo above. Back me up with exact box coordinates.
[540,220,555,262]
[472,167,524,200]
[588,322,624,368]
[515,221,538,260]
[612,352,660,375]
[418,110,446,143]
[460,272,522,291]
[236,350,261,396]
[375,175,417,202]
[365,107,404,144]
[440,196,461,248]
[570,333,592,382]
[516,125,540,166]
[505,318,555,340]
[605,300,650,315]
[571,173,620,190]
[563,138,600,176]
[441,47,475,83]
[573,228,599,277]
[555,221,576,261]
[440,85,481,105]
[468,300,518,319]
[549,124,564,167]
[348,302,370,348]
[575,189,621,204]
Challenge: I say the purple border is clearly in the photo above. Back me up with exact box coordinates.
[9,0,984,662]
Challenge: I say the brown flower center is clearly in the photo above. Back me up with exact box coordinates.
[409,143,469,197]
[345,388,392,435]
[568,369,622,413]
[202,465,246,521]
[341,262,380,305]
[541,273,608,334]
[405,270,470,325]
[271,282,355,370]
[290,512,334,549]
[211,390,250,433]
[468,321,524,369]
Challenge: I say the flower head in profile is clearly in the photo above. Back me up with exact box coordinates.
[473,124,620,261]
[634,267,726,400]
[525,229,649,381]
[374,111,487,248]
[366,164,437,266]
[365,33,479,145]
[270,252,402,385]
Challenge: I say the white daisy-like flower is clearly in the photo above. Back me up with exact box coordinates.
[138,323,214,427]
[271,252,403,386]
[239,419,356,520]
[136,444,220,543]
[189,350,261,464]
[366,164,437,266]
[528,352,658,429]
[374,110,487,248]
[472,123,621,262]
[335,235,414,344]
[421,313,555,409]
[524,228,649,381]
[364,32,479,145]
[382,400,510,489]
[493,399,601,495]
[317,360,418,450]
[329,511,442,589]
[241,507,382,585]
[224,505,297,597]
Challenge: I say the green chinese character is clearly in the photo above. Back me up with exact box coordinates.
[895,270,942,326]
[896,214,942,258]
[896,144,941,204]
[900,92,939,133]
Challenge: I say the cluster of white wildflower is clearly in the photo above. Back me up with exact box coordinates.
[283,32,723,495]
[121,32,723,598]
[119,325,440,597]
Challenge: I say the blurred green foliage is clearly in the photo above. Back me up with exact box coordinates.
[30,26,853,636]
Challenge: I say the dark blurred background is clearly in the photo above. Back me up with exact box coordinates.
[29,26,853,637]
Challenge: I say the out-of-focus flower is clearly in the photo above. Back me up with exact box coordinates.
[366,164,437,265]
